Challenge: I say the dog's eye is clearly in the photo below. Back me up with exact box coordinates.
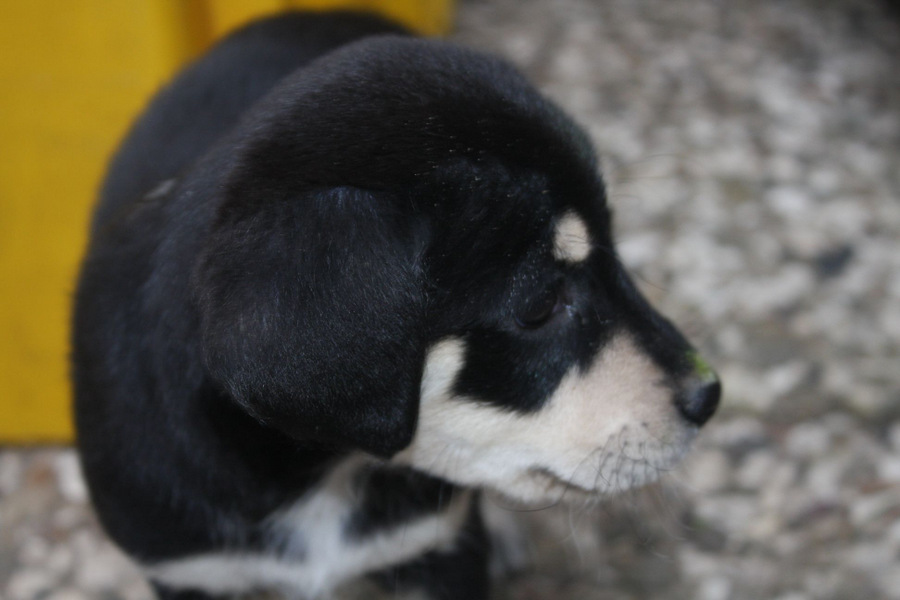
[515,283,563,329]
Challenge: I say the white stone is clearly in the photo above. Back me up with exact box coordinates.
[616,232,661,269]
[889,422,900,453]
[736,265,815,317]
[717,365,776,412]
[74,544,129,592]
[687,115,717,146]
[679,548,721,579]
[120,578,157,600]
[877,456,900,484]
[767,186,813,220]
[707,417,768,449]
[767,153,804,182]
[765,463,799,497]
[694,495,759,536]
[18,535,50,565]
[818,198,871,238]
[880,566,900,600]
[823,365,858,398]
[54,450,89,504]
[846,541,897,572]
[44,590,89,600]
[771,533,804,558]
[784,422,831,460]
[681,448,732,494]
[764,361,810,401]
[842,142,887,178]
[850,489,900,527]
[821,413,858,437]
[746,512,782,542]
[46,544,74,575]
[52,505,86,531]
[5,568,56,600]
[736,450,778,491]
[715,325,745,356]
[802,568,845,598]
[845,385,891,418]
[69,530,100,559]
[0,452,23,496]
[698,575,733,600]
[887,520,900,549]
[805,456,850,500]
[808,167,841,196]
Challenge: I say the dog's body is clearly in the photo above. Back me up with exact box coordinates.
[73,12,720,600]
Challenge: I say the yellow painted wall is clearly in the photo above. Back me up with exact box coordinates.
[0,0,453,443]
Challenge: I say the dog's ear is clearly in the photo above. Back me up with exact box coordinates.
[194,187,428,457]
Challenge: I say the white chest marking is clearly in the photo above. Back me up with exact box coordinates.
[144,458,471,598]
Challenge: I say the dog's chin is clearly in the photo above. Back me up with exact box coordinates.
[475,429,698,509]
[481,470,599,509]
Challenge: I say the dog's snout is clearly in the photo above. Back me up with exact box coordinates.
[677,378,721,426]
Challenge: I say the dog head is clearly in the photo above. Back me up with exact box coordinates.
[194,37,720,504]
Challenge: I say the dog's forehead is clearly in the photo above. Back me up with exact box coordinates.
[250,37,603,200]
[238,36,612,278]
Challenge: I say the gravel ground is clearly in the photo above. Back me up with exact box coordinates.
[2,0,898,598]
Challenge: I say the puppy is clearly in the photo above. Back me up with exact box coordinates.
[72,11,720,600]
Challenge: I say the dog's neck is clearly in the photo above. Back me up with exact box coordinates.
[145,455,473,597]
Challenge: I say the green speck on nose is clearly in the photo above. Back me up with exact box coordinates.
[688,351,717,383]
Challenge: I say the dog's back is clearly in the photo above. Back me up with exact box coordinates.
[93,12,407,232]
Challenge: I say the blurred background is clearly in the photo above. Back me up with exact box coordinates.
[1,0,898,598]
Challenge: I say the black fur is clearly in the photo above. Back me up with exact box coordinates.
[73,11,716,599]
[344,467,456,539]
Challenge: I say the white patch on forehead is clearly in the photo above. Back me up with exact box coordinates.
[552,211,592,262]
[395,335,695,505]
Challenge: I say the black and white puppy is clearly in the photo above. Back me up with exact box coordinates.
[72,11,720,600]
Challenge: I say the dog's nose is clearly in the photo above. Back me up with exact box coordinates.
[677,378,721,426]
[676,351,721,427]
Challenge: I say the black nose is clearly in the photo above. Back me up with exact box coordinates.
[676,379,721,427]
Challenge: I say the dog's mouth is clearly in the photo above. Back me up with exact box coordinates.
[510,431,697,505]
[523,467,597,503]
[495,465,630,508]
